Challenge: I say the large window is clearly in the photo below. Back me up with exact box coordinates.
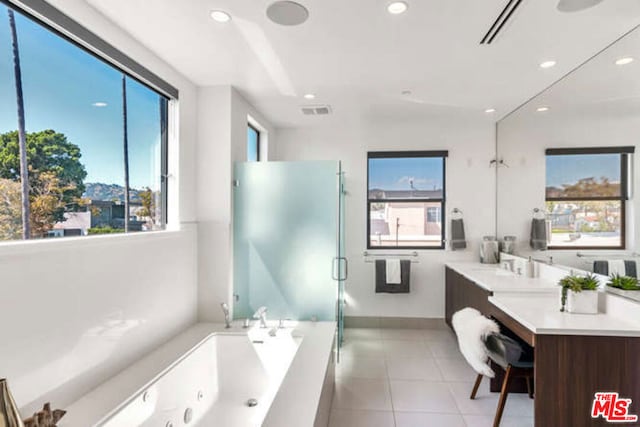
[0,2,169,241]
[545,147,633,249]
[367,151,447,249]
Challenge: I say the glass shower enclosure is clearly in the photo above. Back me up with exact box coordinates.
[233,160,346,346]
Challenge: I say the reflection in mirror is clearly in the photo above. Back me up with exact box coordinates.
[496,24,640,271]
[545,148,631,249]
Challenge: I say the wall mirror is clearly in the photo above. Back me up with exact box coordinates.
[496,24,640,271]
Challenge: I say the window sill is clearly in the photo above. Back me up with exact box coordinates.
[547,246,625,251]
[366,246,445,250]
[0,224,195,257]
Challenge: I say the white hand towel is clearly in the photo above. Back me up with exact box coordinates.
[609,259,626,276]
[386,259,401,284]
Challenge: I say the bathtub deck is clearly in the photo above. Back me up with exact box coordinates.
[59,321,336,427]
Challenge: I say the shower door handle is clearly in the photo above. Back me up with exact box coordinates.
[332,257,348,281]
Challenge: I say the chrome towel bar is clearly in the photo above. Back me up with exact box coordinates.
[363,251,419,263]
[577,252,640,258]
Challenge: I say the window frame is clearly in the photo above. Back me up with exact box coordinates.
[366,150,447,250]
[160,98,169,226]
[1,0,172,236]
[545,147,633,250]
[2,0,178,99]
[247,122,261,162]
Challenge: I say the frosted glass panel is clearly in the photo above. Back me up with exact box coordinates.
[233,161,339,321]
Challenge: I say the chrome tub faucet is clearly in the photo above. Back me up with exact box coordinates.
[253,306,268,328]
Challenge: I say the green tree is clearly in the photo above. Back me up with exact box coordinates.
[29,171,80,237]
[138,187,156,226]
[0,129,87,224]
[0,178,22,240]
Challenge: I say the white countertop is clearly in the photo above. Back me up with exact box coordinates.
[489,293,640,337]
[62,321,335,427]
[446,262,559,293]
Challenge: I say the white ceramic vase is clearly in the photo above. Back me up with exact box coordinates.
[566,290,598,314]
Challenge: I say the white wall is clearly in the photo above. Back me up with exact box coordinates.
[497,111,640,269]
[275,117,496,318]
[196,86,276,322]
[1,0,199,415]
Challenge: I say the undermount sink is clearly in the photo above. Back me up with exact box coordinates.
[470,266,517,277]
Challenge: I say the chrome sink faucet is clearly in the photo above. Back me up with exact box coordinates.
[220,302,231,328]
[253,306,268,328]
[502,259,515,272]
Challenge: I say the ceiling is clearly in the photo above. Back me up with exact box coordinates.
[503,23,640,124]
[77,0,640,128]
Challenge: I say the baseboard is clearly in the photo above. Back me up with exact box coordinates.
[344,316,447,330]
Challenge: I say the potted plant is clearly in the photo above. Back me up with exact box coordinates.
[607,274,640,291]
[559,273,599,314]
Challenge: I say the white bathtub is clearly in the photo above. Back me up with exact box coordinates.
[59,322,339,427]
[100,329,301,427]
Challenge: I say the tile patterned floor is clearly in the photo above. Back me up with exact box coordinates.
[329,328,534,427]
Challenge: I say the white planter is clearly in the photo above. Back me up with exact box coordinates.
[566,290,599,314]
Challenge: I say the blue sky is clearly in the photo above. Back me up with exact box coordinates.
[0,5,164,190]
[546,154,620,188]
[247,126,259,161]
[369,157,443,191]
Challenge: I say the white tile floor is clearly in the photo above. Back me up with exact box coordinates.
[330,327,534,427]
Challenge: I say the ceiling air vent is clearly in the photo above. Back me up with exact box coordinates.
[480,0,525,44]
[301,105,332,115]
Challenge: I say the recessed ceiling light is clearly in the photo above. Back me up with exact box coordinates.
[210,10,231,23]
[387,1,408,14]
[303,93,316,100]
[485,108,496,113]
[557,0,604,13]
[536,106,550,112]
[92,102,107,107]
[616,56,634,66]
[540,60,556,69]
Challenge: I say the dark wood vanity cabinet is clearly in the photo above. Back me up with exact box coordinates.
[445,266,528,395]
[445,267,493,327]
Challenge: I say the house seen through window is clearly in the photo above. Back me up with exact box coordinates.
[0,2,168,241]
[545,147,633,249]
[367,151,447,249]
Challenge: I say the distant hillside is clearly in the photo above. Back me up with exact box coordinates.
[83,182,143,203]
